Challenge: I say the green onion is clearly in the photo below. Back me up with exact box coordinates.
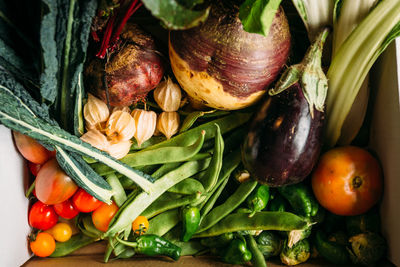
[325,0,400,147]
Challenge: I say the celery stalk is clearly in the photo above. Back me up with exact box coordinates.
[325,0,400,147]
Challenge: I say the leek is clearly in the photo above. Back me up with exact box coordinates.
[325,0,400,147]
[291,0,333,41]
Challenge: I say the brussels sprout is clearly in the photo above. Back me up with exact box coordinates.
[347,232,386,266]
[346,211,380,236]
[280,239,310,266]
[287,226,312,248]
[256,231,283,258]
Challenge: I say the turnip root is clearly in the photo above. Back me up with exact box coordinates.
[85,23,164,107]
[169,2,291,110]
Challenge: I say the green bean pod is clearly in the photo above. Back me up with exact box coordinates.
[168,178,205,195]
[106,173,127,207]
[200,175,229,217]
[194,212,309,238]
[197,180,258,233]
[152,162,181,179]
[180,110,216,133]
[246,235,267,267]
[93,131,205,175]
[200,124,224,192]
[147,209,180,237]
[50,234,96,257]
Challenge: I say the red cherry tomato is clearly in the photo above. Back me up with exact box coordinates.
[13,131,53,164]
[28,162,42,176]
[29,201,58,230]
[35,158,78,205]
[53,199,80,219]
[72,188,103,213]
[312,146,383,216]
[30,232,56,257]
[92,202,119,232]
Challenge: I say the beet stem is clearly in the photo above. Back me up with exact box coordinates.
[96,13,118,58]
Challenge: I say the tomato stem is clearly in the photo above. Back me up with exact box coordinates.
[352,176,363,189]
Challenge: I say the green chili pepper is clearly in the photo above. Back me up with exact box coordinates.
[247,184,270,217]
[182,206,201,242]
[268,193,288,212]
[278,182,319,217]
[314,230,350,265]
[200,232,234,248]
[116,235,182,261]
[222,238,252,265]
[246,235,267,267]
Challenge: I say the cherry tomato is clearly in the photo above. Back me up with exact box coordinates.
[28,162,42,176]
[46,223,72,242]
[312,146,383,216]
[92,202,119,232]
[72,188,103,213]
[35,158,78,205]
[53,199,80,219]
[132,216,149,235]
[30,232,56,257]
[29,201,58,230]
[13,131,53,164]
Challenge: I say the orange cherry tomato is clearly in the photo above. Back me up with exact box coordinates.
[30,232,56,257]
[72,188,103,213]
[132,216,149,235]
[13,131,54,164]
[35,159,78,205]
[312,146,383,216]
[92,202,119,232]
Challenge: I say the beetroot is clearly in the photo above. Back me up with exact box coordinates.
[85,23,164,107]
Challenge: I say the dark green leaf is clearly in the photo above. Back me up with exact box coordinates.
[239,0,283,36]
[141,0,210,30]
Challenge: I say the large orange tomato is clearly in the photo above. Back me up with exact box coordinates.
[13,131,54,164]
[312,146,383,216]
[35,158,78,205]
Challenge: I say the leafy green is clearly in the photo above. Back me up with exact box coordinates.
[141,0,210,30]
[0,69,155,195]
[239,0,283,37]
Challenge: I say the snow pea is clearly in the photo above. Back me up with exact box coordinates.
[147,209,180,237]
[199,124,224,192]
[93,131,205,175]
[194,212,309,238]
[197,180,258,233]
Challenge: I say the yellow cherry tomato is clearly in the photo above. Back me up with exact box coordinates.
[132,216,149,235]
[47,222,72,242]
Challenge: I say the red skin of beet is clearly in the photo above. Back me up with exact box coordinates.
[170,2,291,99]
[85,24,164,106]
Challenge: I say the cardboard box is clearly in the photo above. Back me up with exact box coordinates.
[1,40,399,267]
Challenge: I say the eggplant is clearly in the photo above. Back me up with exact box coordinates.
[242,29,330,187]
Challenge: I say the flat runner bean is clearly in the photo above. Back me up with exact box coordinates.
[147,209,180,237]
[105,158,211,237]
[194,212,309,238]
[168,178,205,195]
[92,131,205,175]
[106,173,127,207]
[197,180,258,233]
[200,125,224,192]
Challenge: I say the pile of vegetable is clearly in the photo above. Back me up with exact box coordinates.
[0,0,398,266]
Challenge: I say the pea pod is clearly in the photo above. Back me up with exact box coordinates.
[106,158,211,237]
[314,230,350,265]
[246,235,267,267]
[195,211,308,238]
[182,206,201,242]
[197,180,258,233]
[278,182,319,217]
[50,233,96,257]
[247,184,270,217]
[93,131,205,175]
[200,124,224,192]
[147,209,180,236]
